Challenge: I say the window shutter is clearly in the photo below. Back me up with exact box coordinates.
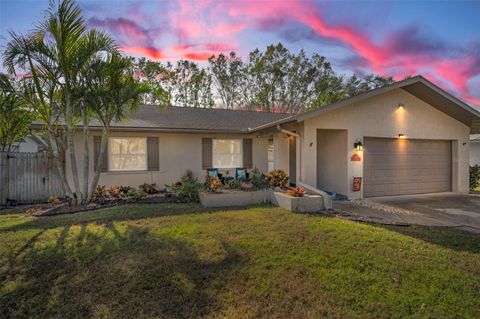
[243,138,253,169]
[202,138,212,169]
[93,136,108,172]
[147,137,159,171]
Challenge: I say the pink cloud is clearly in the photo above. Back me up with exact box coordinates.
[121,46,164,60]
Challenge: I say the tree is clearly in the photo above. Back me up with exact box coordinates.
[133,57,172,106]
[3,0,117,204]
[0,74,35,152]
[208,52,244,109]
[173,60,214,108]
[85,53,149,202]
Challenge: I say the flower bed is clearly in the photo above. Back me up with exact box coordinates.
[269,190,325,212]
[200,188,325,212]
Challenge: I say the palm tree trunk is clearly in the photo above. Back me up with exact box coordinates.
[47,133,73,198]
[65,95,82,204]
[82,105,89,202]
[86,128,108,203]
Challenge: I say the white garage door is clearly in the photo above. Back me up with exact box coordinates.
[363,138,452,197]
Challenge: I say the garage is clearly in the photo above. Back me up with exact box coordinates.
[363,137,452,197]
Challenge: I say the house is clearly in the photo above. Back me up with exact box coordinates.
[11,135,48,153]
[61,75,480,199]
[471,135,480,166]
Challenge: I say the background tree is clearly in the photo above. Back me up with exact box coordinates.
[208,52,244,109]
[173,60,214,108]
[133,57,172,106]
[0,74,35,152]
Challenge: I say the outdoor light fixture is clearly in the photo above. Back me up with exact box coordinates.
[398,103,405,110]
[354,140,363,151]
[398,134,405,138]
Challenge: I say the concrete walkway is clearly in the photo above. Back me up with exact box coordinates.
[334,193,480,233]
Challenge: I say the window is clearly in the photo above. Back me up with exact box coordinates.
[109,137,147,171]
[268,138,274,171]
[213,139,242,168]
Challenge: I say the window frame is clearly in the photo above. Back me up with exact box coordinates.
[108,137,148,172]
[212,139,243,169]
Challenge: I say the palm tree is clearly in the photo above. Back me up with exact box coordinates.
[0,74,35,153]
[3,0,117,204]
[85,53,149,202]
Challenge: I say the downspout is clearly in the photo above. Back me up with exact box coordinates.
[276,125,333,210]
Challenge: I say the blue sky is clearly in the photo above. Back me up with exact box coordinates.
[1,0,479,106]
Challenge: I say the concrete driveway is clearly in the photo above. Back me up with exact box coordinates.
[335,193,480,233]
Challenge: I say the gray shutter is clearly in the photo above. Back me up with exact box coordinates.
[202,138,212,169]
[147,137,159,171]
[94,136,108,172]
[243,138,253,169]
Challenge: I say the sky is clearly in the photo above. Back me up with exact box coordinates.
[1,0,479,107]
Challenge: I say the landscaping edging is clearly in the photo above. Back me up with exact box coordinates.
[200,189,326,212]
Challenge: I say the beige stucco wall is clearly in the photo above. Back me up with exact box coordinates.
[471,141,480,166]
[67,131,269,190]
[301,88,470,199]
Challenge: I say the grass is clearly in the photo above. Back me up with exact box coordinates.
[1,204,479,319]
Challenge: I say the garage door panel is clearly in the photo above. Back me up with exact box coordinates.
[363,138,452,197]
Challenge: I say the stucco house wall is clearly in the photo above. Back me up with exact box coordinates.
[300,88,470,199]
[471,141,480,166]
[67,131,270,189]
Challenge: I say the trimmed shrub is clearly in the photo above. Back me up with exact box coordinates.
[204,173,222,192]
[287,186,305,197]
[251,167,268,190]
[266,169,289,188]
[139,183,158,194]
[170,170,203,202]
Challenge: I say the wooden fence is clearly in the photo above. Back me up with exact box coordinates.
[0,152,64,205]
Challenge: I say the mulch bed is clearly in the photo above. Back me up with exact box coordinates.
[4,193,182,217]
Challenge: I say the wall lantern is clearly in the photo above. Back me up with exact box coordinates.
[398,103,405,110]
[398,133,406,138]
[354,140,363,151]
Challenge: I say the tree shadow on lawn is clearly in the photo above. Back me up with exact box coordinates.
[1,222,246,319]
[0,203,253,234]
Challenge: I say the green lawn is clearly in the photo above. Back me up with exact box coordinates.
[1,204,479,319]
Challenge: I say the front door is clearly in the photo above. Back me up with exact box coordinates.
[289,136,296,186]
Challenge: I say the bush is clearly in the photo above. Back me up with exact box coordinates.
[287,186,305,197]
[108,185,126,198]
[226,178,241,190]
[94,185,108,202]
[170,170,203,202]
[204,173,222,192]
[251,167,268,190]
[139,183,158,194]
[47,196,61,205]
[126,188,147,201]
[266,169,289,188]
[470,165,480,190]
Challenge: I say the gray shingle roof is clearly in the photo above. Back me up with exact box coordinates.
[90,105,290,132]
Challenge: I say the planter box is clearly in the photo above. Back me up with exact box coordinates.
[199,190,269,208]
[269,191,324,212]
